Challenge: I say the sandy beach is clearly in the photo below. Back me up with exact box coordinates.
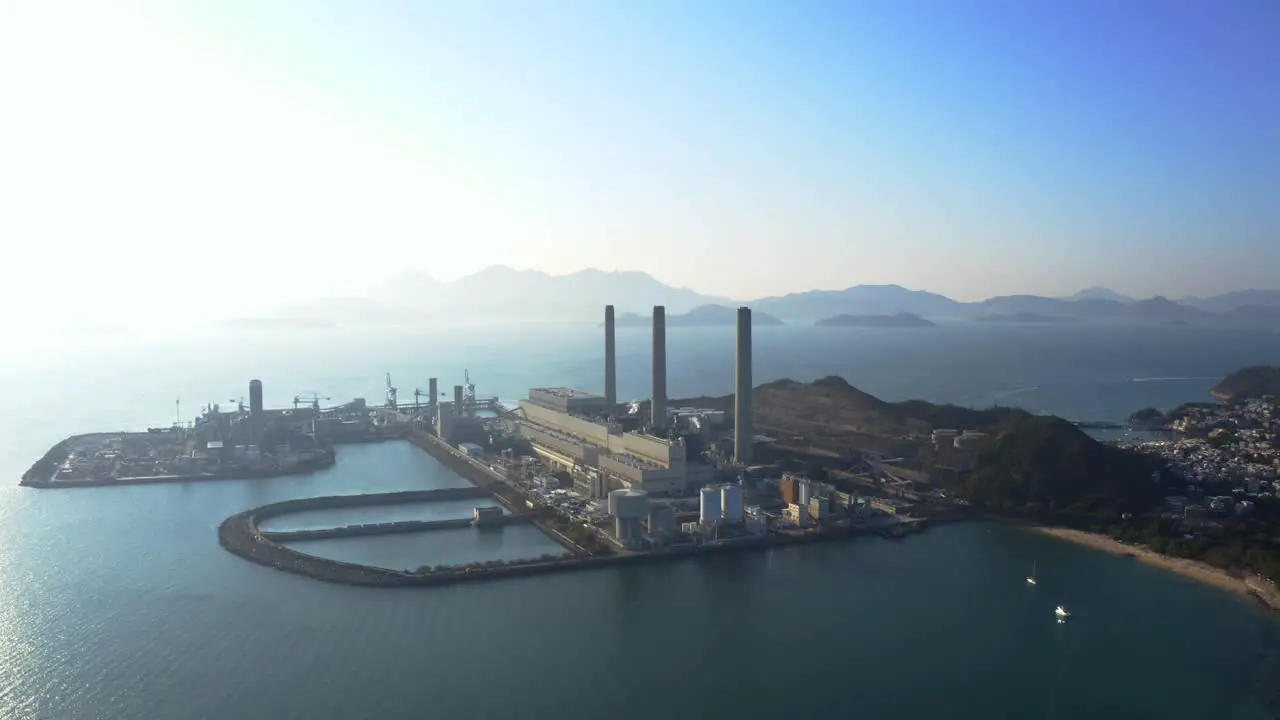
[1028,526,1280,613]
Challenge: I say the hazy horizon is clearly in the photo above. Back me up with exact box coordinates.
[2,1,1277,334]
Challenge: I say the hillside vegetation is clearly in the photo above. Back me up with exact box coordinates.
[956,415,1162,519]
[1211,366,1280,400]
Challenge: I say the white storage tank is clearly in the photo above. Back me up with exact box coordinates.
[699,485,722,525]
[609,488,649,518]
[721,483,744,524]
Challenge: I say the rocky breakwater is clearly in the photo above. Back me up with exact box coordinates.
[218,487,496,587]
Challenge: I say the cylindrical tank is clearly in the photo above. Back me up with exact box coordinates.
[609,488,649,518]
[721,484,744,524]
[699,485,722,525]
[248,379,263,416]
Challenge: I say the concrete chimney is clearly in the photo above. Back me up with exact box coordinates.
[651,305,667,427]
[734,306,753,465]
[453,385,464,417]
[428,377,438,407]
[604,305,617,407]
[248,379,263,417]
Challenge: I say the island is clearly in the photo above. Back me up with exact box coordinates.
[1127,407,1169,428]
[612,304,785,327]
[1211,365,1280,400]
[974,312,1075,323]
[815,312,935,328]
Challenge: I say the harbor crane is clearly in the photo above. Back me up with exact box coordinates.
[385,373,398,410]
[463,369,477,409]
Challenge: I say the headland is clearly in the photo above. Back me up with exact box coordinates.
[20,309,1280,607]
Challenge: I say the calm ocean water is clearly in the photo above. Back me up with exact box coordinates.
[1,322,1278,719]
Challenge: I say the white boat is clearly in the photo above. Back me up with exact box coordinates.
[1054,605,1070,618]
[1026,561,1037,586]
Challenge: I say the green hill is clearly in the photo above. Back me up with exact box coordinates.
[957,414,1162,519]
[1211,366,1280,400]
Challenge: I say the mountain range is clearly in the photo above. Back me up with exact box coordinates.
[243,265,1280,328]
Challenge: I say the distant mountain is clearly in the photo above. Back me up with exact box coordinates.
[815,312,935,328]
[613,304,783,327]
[366,266,726,323]
[975,312,1076,323]
[1125,296,1217,323]
[753,284,963,321]
[1183,290,1280,314]
[263,297,430,328]
[1061,287,1133,303]
[270,265,1280,329]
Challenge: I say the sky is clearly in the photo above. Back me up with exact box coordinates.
[1,0,1277,329]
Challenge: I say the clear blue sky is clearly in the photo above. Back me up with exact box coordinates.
[1,0,1276,326]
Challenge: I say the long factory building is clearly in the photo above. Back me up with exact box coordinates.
[513,304,755,498]
[515,389,716,496]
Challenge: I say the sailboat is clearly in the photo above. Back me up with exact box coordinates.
[1054,605,1071,619]
[1026,561,1037,586]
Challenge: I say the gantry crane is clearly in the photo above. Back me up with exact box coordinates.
[385,373,398,410]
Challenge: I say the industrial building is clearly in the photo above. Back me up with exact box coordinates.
[509,300,761,499]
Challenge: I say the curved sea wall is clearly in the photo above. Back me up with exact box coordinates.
[219,490,932,588]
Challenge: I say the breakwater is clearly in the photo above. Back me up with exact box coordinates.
[262,513,533,542]
[220,489,947,588]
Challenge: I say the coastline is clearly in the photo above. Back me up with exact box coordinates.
[1028,526,1280,613]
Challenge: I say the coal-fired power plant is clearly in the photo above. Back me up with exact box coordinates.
[249,379,264,417]
[651,305,667,427]
[604,305,617,407]
[734,306,754,465]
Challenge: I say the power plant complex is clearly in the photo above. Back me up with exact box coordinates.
[28,299,935,587]
[501,304,764,548]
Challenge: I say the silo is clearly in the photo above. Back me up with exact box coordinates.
[721,483,744,525]
[248,379,263,416]
[699,485,722,525]
[797,477,812,507]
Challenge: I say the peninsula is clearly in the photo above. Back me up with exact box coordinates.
[815,312,935,328]
[23,307,1280,609]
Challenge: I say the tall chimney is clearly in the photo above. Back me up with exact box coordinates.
[651,305,667,427]
[453,385,464,417]
[428,377,438,407]
[248,379,263,417]
[604,305,617,407]
[734,306,753,465]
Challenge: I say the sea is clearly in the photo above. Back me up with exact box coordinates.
[1,321,1279,719]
